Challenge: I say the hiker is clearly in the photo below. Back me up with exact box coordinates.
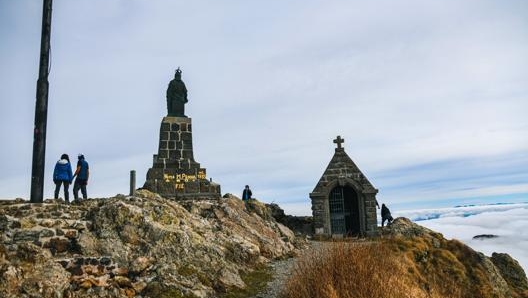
[53,154,73,203]
[381,203,394,227]
[73,154,90,201]
[242,185,252,201]
[241,185,252,210]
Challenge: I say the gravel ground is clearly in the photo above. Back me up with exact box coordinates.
[249,256,298,298]
[250,241,325,298]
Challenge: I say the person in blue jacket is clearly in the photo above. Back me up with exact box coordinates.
[53,154,73,203]
[242,185,252,201]
[241,185,252,210]
[73,154,90,201]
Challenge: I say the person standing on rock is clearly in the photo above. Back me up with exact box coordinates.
[73,154,90,201]
[242,185,252,210]
[53,154,73,203]
[381,203,394,227]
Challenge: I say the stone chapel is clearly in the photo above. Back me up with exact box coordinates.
[310,136,379,237]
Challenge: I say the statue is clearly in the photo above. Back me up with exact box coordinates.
[166,68,188,117]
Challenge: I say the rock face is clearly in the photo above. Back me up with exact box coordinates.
[266,203,313,235]
[491,252,528,295]
[0,190,299,298]
[382,218,528,298]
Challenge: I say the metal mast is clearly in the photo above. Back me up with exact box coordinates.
[30,0,53,203]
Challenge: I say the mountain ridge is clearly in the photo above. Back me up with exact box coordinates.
[1,191,527,298]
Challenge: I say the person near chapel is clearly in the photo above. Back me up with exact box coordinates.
[53,154,73,203]
[381,203,394,227]
[73,154,90,201]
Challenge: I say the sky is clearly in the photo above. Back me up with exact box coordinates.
[398,203,528,272]
[1,0,528,215]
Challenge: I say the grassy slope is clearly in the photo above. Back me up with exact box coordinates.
[281,219,528,298]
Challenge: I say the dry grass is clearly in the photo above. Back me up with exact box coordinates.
[281,241,411,298]
[280,234,527,298]
[280,240,463,298]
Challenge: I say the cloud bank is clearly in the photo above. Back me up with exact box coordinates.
[398,203,528,272]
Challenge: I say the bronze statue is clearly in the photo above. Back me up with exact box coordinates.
[166,68,188,117]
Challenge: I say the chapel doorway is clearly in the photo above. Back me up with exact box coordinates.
[329,186,360,236]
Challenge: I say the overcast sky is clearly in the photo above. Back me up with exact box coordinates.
[1,0,527,215]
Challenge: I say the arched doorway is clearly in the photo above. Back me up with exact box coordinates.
[329,186,361,236]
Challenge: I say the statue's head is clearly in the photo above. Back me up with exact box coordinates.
[175,68,182,79]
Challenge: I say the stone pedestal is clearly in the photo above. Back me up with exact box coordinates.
[143,116,221,199]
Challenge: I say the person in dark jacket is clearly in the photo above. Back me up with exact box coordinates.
[381,203,394,227]
[53,154,73,203]
[73,154,90,201]
[242,185,252,211]
[242,185,252,201]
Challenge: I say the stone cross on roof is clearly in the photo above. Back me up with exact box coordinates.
[333,135,344,149]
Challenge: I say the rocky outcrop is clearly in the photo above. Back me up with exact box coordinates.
[381,218,528,298]
[491,252,528,295]
[0,190,300,298]
[266,203,313,235]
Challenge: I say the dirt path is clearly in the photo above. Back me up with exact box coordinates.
[249,240,373,297]
[249,255,298,298]
[250,241,328,298]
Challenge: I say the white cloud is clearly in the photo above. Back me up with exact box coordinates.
[398,204,528,272]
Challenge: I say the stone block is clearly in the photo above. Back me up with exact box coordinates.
[40,229,55,238]
[159,131,169,141]
[146,168,163,180]
[181,132,192,141]
[190,161,201,170]
[100,257,112,266]
[13,230,40,242]
[366,206,377,214]
[183,142,193,150]
[182,150,193,159]
[159,141,168,150]
[171,123,180,131]
[161,122,170,131]
[165,160,179,168]
[158,150,168,159]
[180,123,187,131]
[180,160,190,169]
[168,141,176,150]
[185,182,199,193]
[169,132,178,140]
[65,230,78,239]
[68,265,84,276]
[44,237,71,254]
[169,150,181,159]
[153,162,165,169]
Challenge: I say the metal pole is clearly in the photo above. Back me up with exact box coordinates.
[130,170,136,196]
[30,0,53,203]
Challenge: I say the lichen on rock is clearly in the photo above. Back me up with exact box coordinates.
[0,190,301,298]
